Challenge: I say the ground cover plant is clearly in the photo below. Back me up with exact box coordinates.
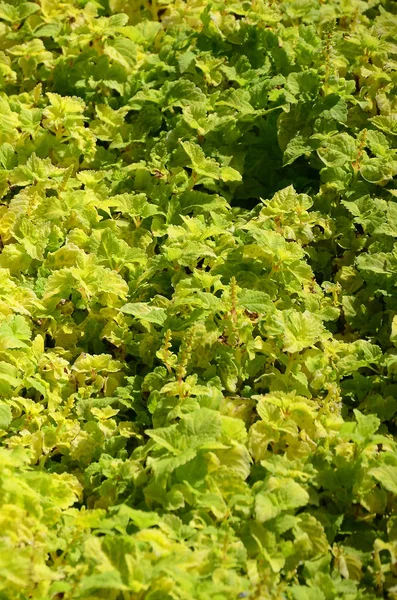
[1,0,397,598]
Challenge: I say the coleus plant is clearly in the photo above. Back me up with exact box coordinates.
[1,0,397,598]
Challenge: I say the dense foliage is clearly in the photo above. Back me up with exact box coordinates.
[1,0,397,598]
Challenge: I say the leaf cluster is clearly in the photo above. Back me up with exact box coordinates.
[1,0,397,599]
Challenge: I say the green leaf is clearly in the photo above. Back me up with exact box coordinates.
[80,571,129,592]
[0,315,31,350]
[255,478,309,522]
[0,143,17,170]
[216,443,251,480]
[238,289,272,314]
[369,466,397,494]
[290,586,325,600]
[0,404,12,429]
[283,135,313,166]
[371,115,397,136]
[280,310,325,353]
[121,303,167,326]
[317,133,356,167]
[181,141,241,182]
[104,39,136,69]
[360,158,394,184]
